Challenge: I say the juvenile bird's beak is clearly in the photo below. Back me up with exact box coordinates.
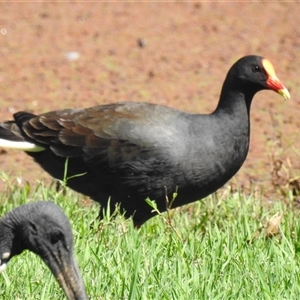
[49,253,88,300]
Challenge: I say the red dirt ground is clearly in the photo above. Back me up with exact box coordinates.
[0,2,300,200]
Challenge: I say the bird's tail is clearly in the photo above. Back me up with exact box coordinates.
[0,120,25,141]
[0,113,45,152]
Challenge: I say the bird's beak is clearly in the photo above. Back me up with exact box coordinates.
[262,58,290,100]
[266,76,290,100]
[51,254,88,300]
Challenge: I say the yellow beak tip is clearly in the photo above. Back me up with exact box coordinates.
[278,87,290,100]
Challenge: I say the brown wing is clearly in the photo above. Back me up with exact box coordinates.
[15,102,171,161]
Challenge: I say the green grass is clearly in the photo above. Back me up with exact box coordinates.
[1,177,300,299]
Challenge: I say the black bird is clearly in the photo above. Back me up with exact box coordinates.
[0,55,290,227]
[0,201,88,300]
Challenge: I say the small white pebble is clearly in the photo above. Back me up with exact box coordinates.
[65,51,80,62]
[8,106,15,113]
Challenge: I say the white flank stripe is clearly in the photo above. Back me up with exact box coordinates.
[0,139,45,152]
[2,252,10,259]
[0,262,7,272]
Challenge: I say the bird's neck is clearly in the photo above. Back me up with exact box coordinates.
[0,218,16,262]
[214,77,258,116]
[212,86,251,155]
[0,210,30,258]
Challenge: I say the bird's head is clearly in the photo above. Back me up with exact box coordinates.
[225,55,290,100]
[0,201,87,300]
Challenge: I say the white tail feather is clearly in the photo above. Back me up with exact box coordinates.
[0,139,45,152]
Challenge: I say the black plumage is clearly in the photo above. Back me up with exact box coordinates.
[0,201,87,300]
[0,55,290,226]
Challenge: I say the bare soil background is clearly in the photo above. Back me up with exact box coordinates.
[0,2,300,200]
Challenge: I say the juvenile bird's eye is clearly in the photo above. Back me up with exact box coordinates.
[252,65,260,72]
[50,231,63,245]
